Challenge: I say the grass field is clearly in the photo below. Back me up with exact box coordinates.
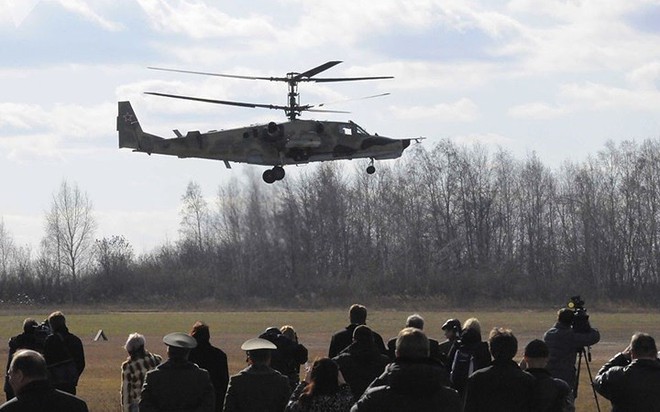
[1,309,658,411]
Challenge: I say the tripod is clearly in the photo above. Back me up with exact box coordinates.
[575,346,601,412]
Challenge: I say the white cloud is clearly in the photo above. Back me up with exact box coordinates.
[55,0,123,31]
[508,102,567,119]
[451,132,515,147]
[135,0,278,39]
[392,98,479,122]
[627,61,660,90]
[560,82,660,111]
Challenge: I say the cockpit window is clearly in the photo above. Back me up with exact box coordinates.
[354,124,369,135]
[341,126,353,135]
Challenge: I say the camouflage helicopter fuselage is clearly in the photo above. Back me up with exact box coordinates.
[117,101,410,182]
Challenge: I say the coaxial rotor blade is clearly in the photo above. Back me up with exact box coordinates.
[311,76,394,83]
[292,61,342,81]
[148,67,287,82]
[306,109,351,114]
[144,92,287,111]
[315,93,390,108]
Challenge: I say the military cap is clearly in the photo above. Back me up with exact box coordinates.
[163,332,197,349]
[441,318,461,331]
[241,337,277,351]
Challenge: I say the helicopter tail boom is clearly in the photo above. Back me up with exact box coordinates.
[117,101,164,152]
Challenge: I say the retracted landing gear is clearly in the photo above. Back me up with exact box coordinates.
[366,158,376,175]
[262,166,286,184]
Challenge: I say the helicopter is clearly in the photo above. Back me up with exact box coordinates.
[117,61,419,184]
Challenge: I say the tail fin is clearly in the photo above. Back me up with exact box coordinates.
[117,101,143,149]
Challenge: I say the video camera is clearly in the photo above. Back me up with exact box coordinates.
[567,295,591,333]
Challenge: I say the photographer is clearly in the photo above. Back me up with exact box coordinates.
[543,305,600,394]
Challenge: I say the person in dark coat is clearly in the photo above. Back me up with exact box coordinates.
[280,325,309,387]
[140,332,215,412]
[448,319,491,398]
[328,304,386,358]
[463,327,534,412]
[42,311,85,395]
[223,338,291,412]
[260,326,308,389]
[521,339,574,412]
[543,308,600,393]
[189,321,229,412]
[351,327,460,412]
[594,332,660,412]
[0,349,88,412]
[4,319,44,401]
[386,314,442,364]
[437,318,461,368]
[333,325,390,400]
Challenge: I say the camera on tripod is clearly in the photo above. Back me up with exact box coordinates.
[567,295,591,333]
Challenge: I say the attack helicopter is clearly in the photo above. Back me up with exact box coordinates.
[117,61,418,183]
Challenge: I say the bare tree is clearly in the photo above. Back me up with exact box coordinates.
[180,181,210,251]
[42,180,97,297]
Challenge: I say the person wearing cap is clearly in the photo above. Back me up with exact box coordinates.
[139,332,215,412]
[438,318,461,368]
[223,338,291,412]
[0,349,88,412]
[594,332,660,411]
[520,339,574,412]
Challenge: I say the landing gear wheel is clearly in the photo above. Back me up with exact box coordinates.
[262,169,276,184]
[366,165,376,174]
[273,166,285,181]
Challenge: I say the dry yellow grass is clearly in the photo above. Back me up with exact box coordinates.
[1,309,658,411]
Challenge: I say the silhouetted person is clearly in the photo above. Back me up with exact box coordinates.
[521,339,574,412]
[333,325,390,400]
[189,321,229,412]
[463,328,534,412]
[280,325,309,387]
[448,318,491,399]
[43,311,85,395]
[0,349,88,411]
[329,304,386,358]
[260,327,308,389]
[594,332,660,411]
[223,338,291,412]
[4,319,43,401]
[386,314,441,363]
[121,333,162,412]
[543,308,600,393]
[438,318,461,368]
[140,332,215,412]
[352,327,459,412]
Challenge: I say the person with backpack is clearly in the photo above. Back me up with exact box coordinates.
[448,318,491,400]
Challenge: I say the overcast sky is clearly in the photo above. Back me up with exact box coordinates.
[2,0,660,253]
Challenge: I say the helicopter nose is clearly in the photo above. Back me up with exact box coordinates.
[402,139,411,149]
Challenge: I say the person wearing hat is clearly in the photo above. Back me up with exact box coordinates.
[223,338,291,412]
[520,339,573,412]
[139,332,215,412]
[438,318,461,368]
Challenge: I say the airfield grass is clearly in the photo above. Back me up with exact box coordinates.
[1,309,659,411]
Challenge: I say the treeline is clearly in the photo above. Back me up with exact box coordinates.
[2,138,660,306]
